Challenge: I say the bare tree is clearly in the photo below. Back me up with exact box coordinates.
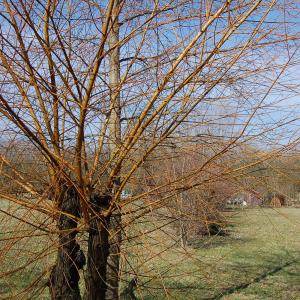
[0,0,299,299]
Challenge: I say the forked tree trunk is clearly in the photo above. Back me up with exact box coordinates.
[84,194,111,300]
[49,185,85,300]
[85,1,122,297]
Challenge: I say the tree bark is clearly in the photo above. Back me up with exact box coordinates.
[84,1,122,298]
[84,194,111,300]
[179,220,188,248]
[49,185,85,300]
[178,192,188,248]
[106,1,122,299]
[106,211,122,300]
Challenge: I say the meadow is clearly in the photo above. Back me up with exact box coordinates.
[1,207,299,299]
[134,208,300,300]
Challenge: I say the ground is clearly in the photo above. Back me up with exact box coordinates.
[0,207,299,299]
[132,208,300,300]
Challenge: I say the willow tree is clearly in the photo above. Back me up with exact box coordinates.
[0,0,299,299]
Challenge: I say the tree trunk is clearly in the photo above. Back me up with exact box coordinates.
[84,194,111,300]
[179,220,188,248]
[106,211,122,300]
[49,185,85,300]
[84,1,122,298]
[106,0,122,299]
[178,193,188,248]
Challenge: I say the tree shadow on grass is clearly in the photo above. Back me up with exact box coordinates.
[141,251,299,300]
[187,221,252,250]
[140,281,208,300]
[189,234,253,250]
[202,255,299,300]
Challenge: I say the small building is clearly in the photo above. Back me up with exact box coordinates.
[228,190,262,207]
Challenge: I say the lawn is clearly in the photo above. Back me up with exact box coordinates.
[1,207,299,299]
[131,208,300,300]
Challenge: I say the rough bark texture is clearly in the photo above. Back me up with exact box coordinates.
[49,185,85,300]
[106,211,122,299]
[84,194,111,300]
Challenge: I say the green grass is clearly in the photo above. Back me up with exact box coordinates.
[1,207,300,299]
[131,208,300,299]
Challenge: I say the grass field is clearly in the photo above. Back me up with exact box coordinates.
[133,208,300,300]
[1,207,299,299]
